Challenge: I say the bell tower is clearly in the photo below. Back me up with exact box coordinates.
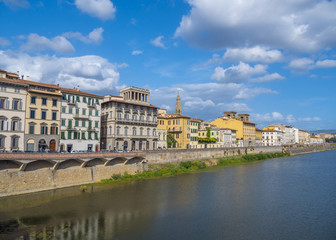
[175,91,182,115]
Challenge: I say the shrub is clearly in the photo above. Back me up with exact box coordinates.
[111,174,124,181]
[180,161,192,169]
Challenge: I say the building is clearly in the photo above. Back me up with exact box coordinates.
[310,134,323,144]
[24,80,62,152]
[101,86,158,151]
[190,118,201,149]
[255,128,263,146]
[60,88,103,152]
[157,129,167,149]
[211,112,256,146]
[0,70,28,151]
[262,129,284,146]
[318,133,335,142]
[220,128,237,147]
[298,129,310,144]
[267,124,299,144]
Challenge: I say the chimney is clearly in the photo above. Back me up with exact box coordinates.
[21,75,24,80]
[26,76,30,80]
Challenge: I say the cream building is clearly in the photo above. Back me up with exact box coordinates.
[101,86,158,151]
[0,70,27,151]
[190,118,201,149]
[60,88,103,152]
[157,129,167,149]
[262,129,284,146]
[298,129,310,143]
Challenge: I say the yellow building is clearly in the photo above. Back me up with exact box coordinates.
[211,112,256,146]
[255,128,263,145]
[24,81,62,152]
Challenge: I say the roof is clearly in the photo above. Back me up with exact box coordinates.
[23,79,60,89]
[103,98,158,109]
[158,113,191,119]
[190,118,203,122]
[0,77,29,87]
[243,121,256,125]
[61,87,103,98]
[262,129,283,133]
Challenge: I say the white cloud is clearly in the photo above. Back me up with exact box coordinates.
[0,50,120,91]
[75,0,116,21]
[222,103,252,112]
[298,117,321,122]
[234,87,278,100]
[131,50,143,55]
[175,0,336,52]
[63,28,104,44]
[0,0,29,8]
[252,112,292,125]
[223,46,283,64]
[211,62,267,83]
[150,35,165,48]
[21,33,75,54]
[288,58,314,70]
[0,37,11,46]
[315,59,336,68]
[251,73,285,83]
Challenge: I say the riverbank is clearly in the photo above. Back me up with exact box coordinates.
[98,152,290,185]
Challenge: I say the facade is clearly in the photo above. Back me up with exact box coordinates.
[211,117,244,139]
[318,133,335,142]
[60,88,103,152]
[157,129,167,149]
[190,118,201,148]
[298,129,310,143]
[101,87,158,151]
[255,128,263,146]
[242,120,256,146]
[24,80,62,152]
[310,134,323,144]
[262,129,284,146]
[220,128,237,147]
[268,124,299,144]
[0,71,27,151]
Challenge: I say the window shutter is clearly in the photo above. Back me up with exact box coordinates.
[19,101,22,110]
[11,121,13,131]
[5,99,9,109]
[4,120,8,131]
[19,121,22,131]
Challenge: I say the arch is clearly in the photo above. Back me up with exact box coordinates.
[26,138,35,152]
[0,160,21,171]
[139,140,143,150]
[123,141,128,151]
[106,157,127,166]
[49,139,56,151]
[131,140,136,151]
[57,159,82,170]
[24,160,54,171]
[84,158,106,167]
[0,134,6,149]
[126,157,144,165]
[38,139,48,152]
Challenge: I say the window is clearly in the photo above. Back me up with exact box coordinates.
[69,108,73,114]
[31,96,36,104]
[95,121,98,128]
[50,126,58,135]
[75,120,79,127]
[82,109,86,115]
[147,129,150,136]
[30,109,36,119]
[0,135,5,148]
[88,132,92,140]
[52,99,57,107]
[11,136,19,149]
[11,119,21,131]
[68,120,72,129]
[52,111,57,120]
[41,111,47,120]
[88,121,92,130]
[0,118,7,131]
[176,120,180,124]
[42,98,47,105]
[76,96,80,102]
[124,128,128,136]
[76,108,79,114]
[61,119,66,126]
[83,97,87,103]
[117,113,122,119]
[82,120,86,127]
[95,132,98,140]
[133,128,137,135]
[0,98,8,109]
[176,133,179,139]
[68,131,72,139]
[81,132,86,139]
[89,110,92,116]
[12,99,21,110]
[29,125,34,134]
[62,107,66,113]
[40,125,48,134]
[140,128,143,136]
[95,110,99,116]
[61,131,65,139]
[0,86,6,92]
[117,127,120,135]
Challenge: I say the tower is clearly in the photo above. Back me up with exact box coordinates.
[175,91,182,115]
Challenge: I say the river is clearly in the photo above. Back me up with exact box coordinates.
[0,150,336,240]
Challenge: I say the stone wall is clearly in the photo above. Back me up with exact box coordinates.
[0,163,141,197]
[283,143,336,155]
[146,146,282,164]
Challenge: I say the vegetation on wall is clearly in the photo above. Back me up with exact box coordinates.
[326,137,336,143]
[167,133,177,148]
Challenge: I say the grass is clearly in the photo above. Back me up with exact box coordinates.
[100,152,290,185]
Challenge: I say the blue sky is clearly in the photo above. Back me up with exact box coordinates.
[0,0,335,131]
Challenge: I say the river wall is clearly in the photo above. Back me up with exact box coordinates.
[0,163,141,197]
[146,146,282,164]
[283,143,336,155]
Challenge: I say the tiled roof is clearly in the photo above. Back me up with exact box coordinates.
[103,98,158,108]
[60,87,103,98]
[0,77,29,86]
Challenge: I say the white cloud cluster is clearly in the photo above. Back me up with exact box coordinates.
[175,0,336,52]
[75,0,116,21]
[223,46,283,64]
[289,58,336,71]
[131,50,143,55]
[150,36,165,48]
[0,0,29,8]
[211,62,267,83]
[0,37,11,46]
[0,50,120,91]
[21,33,75,54]
[252,112,321,125]
[63,28,104,44]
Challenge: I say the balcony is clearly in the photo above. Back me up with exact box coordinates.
[67,101,76,105]
[87,103,95,108]
[116,118,158,126]
[87,127,98,132]
[74,114,89,119]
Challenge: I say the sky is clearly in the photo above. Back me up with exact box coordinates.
[0,0,335,131]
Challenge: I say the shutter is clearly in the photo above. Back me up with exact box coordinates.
[19,121,22,131]
[12,100,14,110]
[19,101,22,110]
[5,99,9,109]
[4,120,8,131]
[11,121,13,131]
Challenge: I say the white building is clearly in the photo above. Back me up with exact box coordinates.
[60,88,103,152]
[269,124,299,144]
[101,86,158,151]
[219,128,237,147]
[0,70,27,151]
[157,129,167,149]
[262,129,284,146]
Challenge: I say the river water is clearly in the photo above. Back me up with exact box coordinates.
[1,150,336,240]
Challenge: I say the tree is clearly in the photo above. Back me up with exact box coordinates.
[206,128,211,138]
[167,134,177,148]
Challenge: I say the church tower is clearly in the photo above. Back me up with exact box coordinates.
[175,91,182,115]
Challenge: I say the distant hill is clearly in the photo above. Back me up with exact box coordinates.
[310,129,336,135]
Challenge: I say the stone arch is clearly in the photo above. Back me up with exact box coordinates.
[24,160,54,171]
[49,139,56,151]
[0,160,21,171]
[106,157,127,166]
[126,157,144,165]
[84,158,106,167]
[38,139,48,152]
[57,159,83,170]
[26,138,35,152]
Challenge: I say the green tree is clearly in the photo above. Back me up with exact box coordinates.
[206,128,211,138]
[167,134,177,148]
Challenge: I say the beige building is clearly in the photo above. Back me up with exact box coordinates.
[24,80,62,152]
[0,70,28,151]
[298,129,310,144]
[101,86,158,151]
